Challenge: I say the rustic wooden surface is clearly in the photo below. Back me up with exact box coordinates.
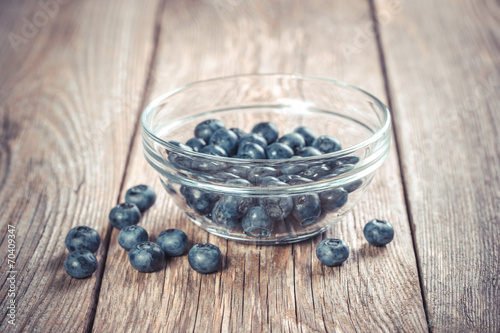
[0,0,497,332]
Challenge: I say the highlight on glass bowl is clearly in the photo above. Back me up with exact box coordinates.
[141,74,391,244]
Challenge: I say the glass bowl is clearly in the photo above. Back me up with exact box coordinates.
[141,74,391,244]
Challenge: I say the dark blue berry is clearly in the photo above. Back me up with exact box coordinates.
[230,127,246,139]
[182,186,219,215]
[319,188,348,212]
[118,225,148,251]
[363,219,394,246]
[211,200,241,229]
[237,142,266,159]
[109,202,141,230]
[312,135,342,154]
[188,243,222,274]
[125,184,156,212]
[241,206,275,238]
[316,238,349,266]
[185,137,206,152]
[128,241,165,273]
[278,133,305,154]
[194,119,225,143]
[157,228,189,256]
[199,144,228,157]
[259,193,293,220]
[167,150,193,170]
[296,146,322,157]
[65,226,101,253]
[251,122,279,144]
[239,133,268,149]
[64,250,98,279]
[266,143,294,159]
[248,167,279,185]
[209,128,239,156]
[292,193,322,226]
[294,126,316,146]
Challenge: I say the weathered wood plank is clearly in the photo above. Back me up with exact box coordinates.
[376,0,500,331]
[94,0,427,332]
[0,0,159,331]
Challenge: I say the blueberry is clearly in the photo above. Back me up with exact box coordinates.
[188,243,222,274]
[194,119,225,143]
[211,200,241,229]
[251,122,279,144]
[118,225,148,251]
[363,219,394,246]
[209,128,239,156]
[259,193,293,220]
[294,126,316,146]
[230,127,246,139]
[300,164,331,180]
[157,228,189,256]
[125,184,156,212]
[319,188,348,212]
[241,206,275,238]
[64,250,98,279]
[237,142,266,159]
[266,143,294,159]
[316,238,350,266]
[65,226,101,253]
[278,133,305,154]
[248,167,279,185]
[109,202,141,230]
[182,186,219,215]
[128,241,165,273]
[344,179,363,193]
[199,144,228,157]
[168,140,193,151]
[185,137,206,152]
[292,193,322,226]
[296,146,322,157]
[239,133,268,149]
[167,150,193,170]
[312,135,342,154]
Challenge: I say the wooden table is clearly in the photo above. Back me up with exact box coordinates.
[1,0,498,332]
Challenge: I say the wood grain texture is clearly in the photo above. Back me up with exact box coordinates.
[93,0,427,332]
[0,0,159,331]
[375,0,500,331]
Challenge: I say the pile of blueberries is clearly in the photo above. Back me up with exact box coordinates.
[166,120,362,238]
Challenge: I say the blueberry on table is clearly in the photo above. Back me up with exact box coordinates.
[230,127,246,139]
[312,135,342,154]
[209,128,239,156]
[278,133,305,154]
[294,126,316,146]
[125,184,156,212]
[251,121,279,144]
[363,219,395,246]
[248,167,279,185]
[118,225,148,251]
[65,250,98,279]
[109,202,141,230]
[157,228,189,256]
[181,186,219,215]
[266,142,294,159]
[239,133,268,149]
[185,137,206,152]
[319,188,348,212]
[296,146,322,157]
[237,142,266,159]
[199,144,228,157]
[259,193,293,220]
[194,119,225,143]
[316,238,350,266]
[292,193,322,226]
[241,206,275,238]
[188,243,222,274]
[65,226,101,253]
[128,241,165,273]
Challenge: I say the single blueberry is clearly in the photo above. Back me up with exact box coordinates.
[188,243,222,274]
[209,128,239,156]
[248,167,279,185]
[296,146,322,157]
[125,184,156,212]
[237,142,266,159]
[157,228,189,256]
[199,144,228,157]
[266,143,294,159]
[211,200,241,230]
[251,122,279,144]
[64,250,98,279]
[118,225,148,251]
[65,226,101,253]
[312,135,342,154]
[294,126,316,146]
[363,219,395,246]
[239,133,268,149]
[278,133,305,154]
[128,241,165,273]
[109,202,141,230]
[241,206,275,238]
[319,188,348,212]
[292,193,322,226]
[259,192,293,220]
[194,119,225,143]
[316,238,350,266]
[182,186,219,215]
[230,127,247,140]
[185,137,206,152]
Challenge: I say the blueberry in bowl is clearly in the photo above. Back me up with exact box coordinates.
[141,74,391,244]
